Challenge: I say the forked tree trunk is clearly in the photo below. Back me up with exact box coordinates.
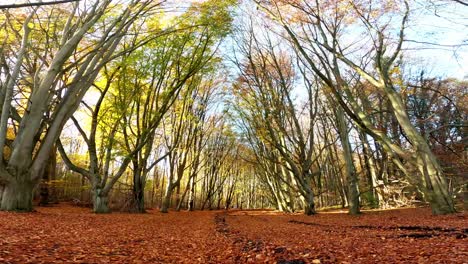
[416,149,455,215]
[385,90,455,215]
[0,178,35,211]
[300,177,316,215]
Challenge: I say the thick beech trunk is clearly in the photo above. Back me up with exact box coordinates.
[300,177,316,215]
[0,179,35,211]
[92,188,110,214]
[130,170,146,213]
[132,183,145,213]
[302,189,316,215]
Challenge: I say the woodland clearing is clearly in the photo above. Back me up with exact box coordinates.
[0,205,466,263]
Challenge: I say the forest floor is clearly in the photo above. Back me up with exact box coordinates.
[0,205,466,263]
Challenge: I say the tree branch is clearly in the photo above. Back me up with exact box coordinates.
[0,0,80,9]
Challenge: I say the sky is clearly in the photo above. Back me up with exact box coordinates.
[1,0,466,79]
[404,0,468,79]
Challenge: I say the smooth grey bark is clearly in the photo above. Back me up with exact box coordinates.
[160,181,173,213]
[0,178,34,211]
[0,13,33,164]
[187,175,196,211]
[360,132,383,207]
[385,88,455,214]
[92,188,110,214]
[335,108,360,215]
[0,0,156,212]
[256,0,455,214]
[301,178,316,215]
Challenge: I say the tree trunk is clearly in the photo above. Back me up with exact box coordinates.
[360,132,383,208]
[302,188,316,215]
[386,90,455,214]
[416,149,456,215]
[132,181,145,213]
[335,108,360,215]
[0,185,3,205]
[160,182,173,213]
[92,188,110,214]
[0,179,35,211]
[39,147,57,206]
[176,179,191,211]
[300,176,316,215]
[187,175,196,211]
[174,183,180,210]
[131,170,146,213]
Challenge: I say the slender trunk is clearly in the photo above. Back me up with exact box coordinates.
[0,185,3,205]
[159,173,165,208]
[160,182,173,213]
[39,147,56,206]
[151,175,156,208]
[80,174,85,201]
[1,178,35,211]
[174,183,180,210]
[265,172,283,211]
[201,192,211,210]
[339,176,348,208]
[187,175,196,211]
[360,132,383,207]
[335,108,360,215]
[176,179,191,211]
[216,193,222,210]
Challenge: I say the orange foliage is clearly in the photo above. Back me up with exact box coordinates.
[0,205,465,263]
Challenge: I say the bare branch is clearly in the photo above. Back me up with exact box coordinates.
[0,0,79,9]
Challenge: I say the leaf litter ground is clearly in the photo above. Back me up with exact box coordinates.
[0,205,465,263]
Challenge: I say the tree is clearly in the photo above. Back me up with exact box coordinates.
[0,0,161,211]
[0,1,80,9]
[232,22,322,215]
[255,0,456,214]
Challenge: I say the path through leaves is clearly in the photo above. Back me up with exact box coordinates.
[0,205,465,263]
